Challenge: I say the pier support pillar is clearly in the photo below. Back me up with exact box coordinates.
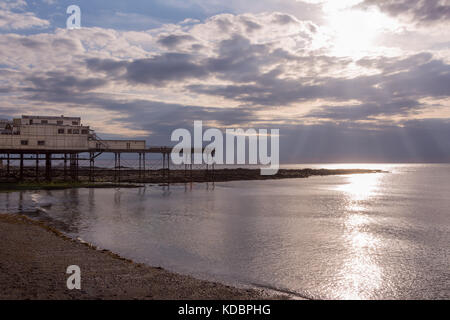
[89,152,95,182]
[190,153,193,182]
[167,152,170,184]
[138,153,142,181]
[45,153,52,182]
[70,153,77,181]
[162,153,167,182]
[143,152,146,180]
[7,153,10,175]
[76,153,79,181]
[19,153,24,181]
[63,153,67,181]
[114,153,117,182]
[117,153,121,183]
[35,153,39,182]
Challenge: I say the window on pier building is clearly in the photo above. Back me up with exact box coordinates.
[41,120,48,124]
[38,141,45,146]
[73,129,80,134]
[21,140,28,145]
[72,121,79,125]
[81,129,88,135]
[67,129,72,134]
[58,129,65,134]
[57,120,63,125]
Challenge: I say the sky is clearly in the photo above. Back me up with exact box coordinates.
[0,0,449,163]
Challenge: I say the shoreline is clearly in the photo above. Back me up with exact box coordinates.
[0,213,286,300]
[0,168,384,191]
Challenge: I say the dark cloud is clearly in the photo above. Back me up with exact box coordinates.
[358,0,450,23]
[378,59,450,98]
[272,13,297,25]
[86,58,128,75]
[105,35,447,114]
[51,38,79,51]
[356,52,433,73]
[212,16,233,33]
[85,34,296,85]
[23,72,108,102]
[18,71,255,132]
[190,43,205,51]
[157,34,196,49]
[26,73,107,92]
[0,86,12,93]
[204,34,274,82]
[125,53,208,86]
[305,99,423,120]
[102,100,256,128]
[19,38,45,49]
[189,53,450,112]
[62,38,450,125]
[240,17,262,33]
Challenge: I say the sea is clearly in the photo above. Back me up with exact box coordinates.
[1,163,449,299]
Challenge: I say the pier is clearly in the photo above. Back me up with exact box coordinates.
[0,115,214,183]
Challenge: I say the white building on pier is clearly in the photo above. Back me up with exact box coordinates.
[0,115,146,151]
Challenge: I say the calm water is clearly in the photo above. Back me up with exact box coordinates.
[1,164,449,299]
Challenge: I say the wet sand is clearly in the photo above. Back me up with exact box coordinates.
[0,214,279,300]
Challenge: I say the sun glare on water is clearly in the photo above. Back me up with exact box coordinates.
[333,171,384,299]
[337,173,381,202]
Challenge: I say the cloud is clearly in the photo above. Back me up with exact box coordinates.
[25,72,108,96]
[0,8,449,162]
[157,34,196,49]
[18,79,256,137]
[358,0,450,24]
[86,58,129,75]
[0,0,27,10]
[4,11,448,125]
[305,99,424,120]
[271,12,300,25]
[188,53,450,111]
[0,0,49,30]
[356,52,433,74]
[125,53,208,86]
[239,16,263,33]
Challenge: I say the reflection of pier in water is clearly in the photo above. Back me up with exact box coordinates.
[0,182,216,236]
